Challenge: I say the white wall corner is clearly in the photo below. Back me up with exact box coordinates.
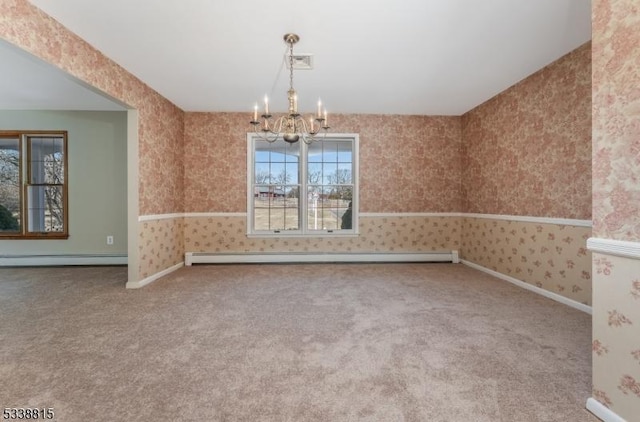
[126,262,183,289]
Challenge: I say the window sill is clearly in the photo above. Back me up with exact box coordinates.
[0,234,69,240]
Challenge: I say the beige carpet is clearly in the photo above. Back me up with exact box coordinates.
[0,263,596,422]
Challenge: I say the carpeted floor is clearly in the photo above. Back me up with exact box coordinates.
[0,263,596,422]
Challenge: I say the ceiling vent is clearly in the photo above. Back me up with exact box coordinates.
[287,54,314,70]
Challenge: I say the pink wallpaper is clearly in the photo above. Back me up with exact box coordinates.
[590,1,640,420]
[184,113,249,212]
[592,0,640,241]
[461,43,592,220]
[184,113,463,213]
[0,0,184,216]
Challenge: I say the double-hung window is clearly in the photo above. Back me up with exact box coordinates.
[247,134,358,236]
[0,131,68,238]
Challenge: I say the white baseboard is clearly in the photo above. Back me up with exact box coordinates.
[586,398,627,422]
[461,260,592,315]
[126,262,184,289]
[185,251,459,266]
[0,254,127,266]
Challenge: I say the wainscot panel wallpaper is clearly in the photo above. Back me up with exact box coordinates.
[138,218,185,280]
[591,253,640,420]
[184,216,461,254]
[461,218,592,305]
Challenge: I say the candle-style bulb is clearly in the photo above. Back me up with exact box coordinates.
[253,103,258,121]
[264,95,269,114]
[317,99,322,117]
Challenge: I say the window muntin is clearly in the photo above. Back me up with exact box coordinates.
[248,134,358,236]
[0,131,68,239]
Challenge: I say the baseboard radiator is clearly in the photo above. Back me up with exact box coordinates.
[0,254,127,266]
[185,251,459,266]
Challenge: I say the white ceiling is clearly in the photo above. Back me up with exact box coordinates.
[14,0,591,115]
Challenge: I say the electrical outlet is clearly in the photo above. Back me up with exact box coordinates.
[107,235,114,245]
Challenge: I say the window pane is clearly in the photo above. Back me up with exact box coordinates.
[0,137,21,232]
[337,163,352,184]
[261,190,299,231]
[255,163,271,183]
[27,185,64,232]
[29,136,65,185]
[307,142,323,163]
[337,142,352,163]
[322,162,337,184]
[285,163,299,184]
[305,138,354,232]
[255,150,270,163]
[252,138,301,232]
[253,194,271,231]
[308,162,322,184]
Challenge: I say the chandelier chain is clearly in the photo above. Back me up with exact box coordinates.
[288,41,294,92]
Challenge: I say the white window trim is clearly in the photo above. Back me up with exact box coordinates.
[246,133,359,237]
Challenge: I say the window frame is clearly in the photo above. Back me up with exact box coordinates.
[247,133,359,237]
[0,130,69,239]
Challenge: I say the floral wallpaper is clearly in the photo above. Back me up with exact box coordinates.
[592,253,640,420]
[184,113,463,213]
[592,0,640,241]
[138,104,184,216]
[461,42,592,220]
[460,217,592,305]
[184,113,249,213]
[184,215,461,254]
[138,218,184,280]
[590,1,640,420]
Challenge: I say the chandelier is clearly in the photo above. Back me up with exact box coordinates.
[250,33,330,144]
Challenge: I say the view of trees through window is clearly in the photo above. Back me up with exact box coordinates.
[0,132,67,237]
[251,136,356,234]
[0,137,21,232]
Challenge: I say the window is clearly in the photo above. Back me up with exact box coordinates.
[247,134,358,236]
[0,131,68,239]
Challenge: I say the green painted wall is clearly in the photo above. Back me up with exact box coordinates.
[0,110,127,256]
